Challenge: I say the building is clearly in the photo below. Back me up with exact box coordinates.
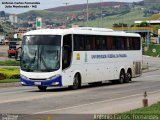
[9,14,18,25]
[0,11,9,22]
[14,28,28,40]
[134,20,160,25]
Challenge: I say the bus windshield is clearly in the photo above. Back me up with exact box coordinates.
[21,35,61,72]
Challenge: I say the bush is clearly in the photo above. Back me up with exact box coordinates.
[0,68,20,80]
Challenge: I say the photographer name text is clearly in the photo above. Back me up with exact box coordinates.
[2,1,40,8]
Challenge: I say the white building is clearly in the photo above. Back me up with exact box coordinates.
[9,14,18,25]
[134,20,160,25]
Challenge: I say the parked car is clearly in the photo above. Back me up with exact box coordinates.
[8,41,19,58]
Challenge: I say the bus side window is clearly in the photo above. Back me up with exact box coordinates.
[121,37,127,50]
[62,34,72,70]
[74,35,79,51]
[127,37,131,50]
[95,36,101,50]
[74,35,85,51]
[133,37,140,50]
[85,36,91,50]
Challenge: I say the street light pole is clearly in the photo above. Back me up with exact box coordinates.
[87,0,89,26]
[63,2,69,28]
[100,0,103,27]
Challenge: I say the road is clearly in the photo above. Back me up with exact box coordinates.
[0,44,20,61]
[0,56,160,120]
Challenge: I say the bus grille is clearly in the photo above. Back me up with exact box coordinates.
[29,78,47,81]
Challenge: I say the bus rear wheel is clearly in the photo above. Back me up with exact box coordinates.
[118,70,125,84]
[125,72,132,83]
[38,86,47,91]
[70,73,81,90]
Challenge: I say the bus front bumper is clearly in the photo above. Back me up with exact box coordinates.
[20,75,62,87]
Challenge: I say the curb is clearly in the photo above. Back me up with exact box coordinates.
[142,68,159,73]
[0,82,21,88]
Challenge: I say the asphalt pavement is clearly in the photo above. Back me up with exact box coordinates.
[0,55,159,120]
[0,69,160,114]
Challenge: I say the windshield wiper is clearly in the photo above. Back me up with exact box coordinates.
[39,47,50,72]
[26,51,37,72]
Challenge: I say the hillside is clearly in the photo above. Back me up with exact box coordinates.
[17,0,160,29]
[46,2,128,12]
[150,14,160,20]
[75,9,149,28]
[144,0,160,6]
[19,10,66,20]
[18,1,131,27]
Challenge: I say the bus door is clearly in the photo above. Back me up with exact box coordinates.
[62,34,73,86]
[62,34,72,70]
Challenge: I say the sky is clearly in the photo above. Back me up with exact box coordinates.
[0,0,142,14]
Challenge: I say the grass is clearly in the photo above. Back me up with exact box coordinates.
[143,43,160,57]
[75,9,149,28]
[0,60,20,66]
[95,102,160,120]
[0,79,20,83]
[127,102,160,114]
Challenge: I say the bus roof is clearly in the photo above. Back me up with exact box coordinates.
[24,27,140,37]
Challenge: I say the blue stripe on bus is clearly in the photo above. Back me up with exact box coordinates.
[20,75,62,87]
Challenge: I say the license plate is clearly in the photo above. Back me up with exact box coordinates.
[34,82,41,85]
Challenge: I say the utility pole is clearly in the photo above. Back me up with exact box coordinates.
[100,0,103,27]
[63,2,69,7]
[87,0,89,26]
[63,2,69,28]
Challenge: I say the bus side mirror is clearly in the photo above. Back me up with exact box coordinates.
[16,56,21,61]
[15,47,21,61]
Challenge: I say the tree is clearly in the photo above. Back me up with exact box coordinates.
[0,25,4,32]
[139,22,150,27]
[113,23,128,27]
[113,23,119,27]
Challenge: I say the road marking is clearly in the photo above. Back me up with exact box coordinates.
[35,90,160,114]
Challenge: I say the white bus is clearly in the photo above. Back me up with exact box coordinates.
[20,27,142,91]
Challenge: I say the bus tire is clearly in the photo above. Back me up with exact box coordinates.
[118,70,125,84]
[38,86,47,91]
[70,73,81,90]
[125,71,132,83]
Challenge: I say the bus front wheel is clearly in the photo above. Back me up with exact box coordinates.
[70,73,81,90]
[38,86,47,91]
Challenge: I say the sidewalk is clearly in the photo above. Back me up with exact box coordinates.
[0,82,21,88]
[142,67,159,73]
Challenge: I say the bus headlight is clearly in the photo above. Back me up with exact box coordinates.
[21,74,29,80]
[52,82,59,85]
